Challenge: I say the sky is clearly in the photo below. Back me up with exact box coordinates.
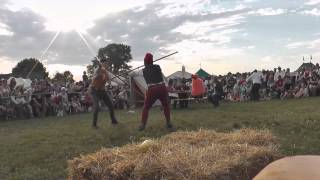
[0,0,320,81]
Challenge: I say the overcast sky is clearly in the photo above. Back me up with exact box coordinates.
[0,0,320,80]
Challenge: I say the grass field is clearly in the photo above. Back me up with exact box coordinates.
[1,98,320,179]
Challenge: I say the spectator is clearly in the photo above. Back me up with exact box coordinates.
[309,72,318,96]
[246,70,263,101]
[191,74,205,98]
[168,79,179,109]
[59,87,70,116]
[117,87,130,109]
[178,81,190,108]
[295,83,309,98]
[274,67,285,81]
[275,75,285,98]
[208,77,223,107]
[11,87,33,119]
[82,71,89,87]
[70,96,83,113]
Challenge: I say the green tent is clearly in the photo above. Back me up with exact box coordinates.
[195,68,210,79]
[295,62,315,72]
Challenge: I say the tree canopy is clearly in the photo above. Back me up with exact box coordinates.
[52,71,74,83]
[97,43,132,74]
[86,58,100,79]
[11,58,48,80]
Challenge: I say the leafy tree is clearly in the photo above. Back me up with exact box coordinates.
[86,65,94,79]
[63,71,74,82]
[86,58,100,79]
[97,43,132,74]
[11,58,48,79]
[52,71,74,83]
[52,72,65,83]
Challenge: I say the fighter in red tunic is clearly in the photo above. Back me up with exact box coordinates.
[138,53,173,131]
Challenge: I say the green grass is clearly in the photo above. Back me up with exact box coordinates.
[1,98,320,179]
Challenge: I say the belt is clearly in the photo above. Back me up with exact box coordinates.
[90,86,105,92]
[148,82,165,87]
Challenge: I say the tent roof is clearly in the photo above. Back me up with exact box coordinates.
[195,68,210,78]
[167,71,192,79]
[296,62,315,72]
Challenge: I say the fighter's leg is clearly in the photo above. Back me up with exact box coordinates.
[158,85,172,129]
[140,87,158,130]
[91,90,100,127]
[102,92,118,124]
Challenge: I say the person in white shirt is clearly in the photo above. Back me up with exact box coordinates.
[246,69,263,101]
[274,67,285,81]
[118,88,129,109]
[59,87,70,115]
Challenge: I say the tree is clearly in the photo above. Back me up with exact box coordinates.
[63,71,74,82]
[97,43,132,74]
[11,58,48,79]
[52,71,74,83]
[86,58,100,79]
[52,72,65,83]
[86,64,94,79]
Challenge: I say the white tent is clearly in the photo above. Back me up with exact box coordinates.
[107,71,126,86]
[167,66,192,80]
[7,77,32,91]
[129,70,148,97]
[167,71,192,80]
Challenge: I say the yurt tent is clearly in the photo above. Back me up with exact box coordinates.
[167,66,192,80]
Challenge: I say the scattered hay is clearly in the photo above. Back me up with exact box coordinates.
[67,129,281,180]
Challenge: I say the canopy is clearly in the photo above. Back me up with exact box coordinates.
[296,62,315,72]
[167,71,192,80]
[195,68,210,79]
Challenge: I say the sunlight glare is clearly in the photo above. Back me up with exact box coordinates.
[45,19,94,32]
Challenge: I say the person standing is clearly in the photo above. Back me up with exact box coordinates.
[191,74,205,98]
[246,70,263,101]
[82,71,89,87]
[138,53,173,131]
[274,67,285,81]
[208,77,223,107]
[118,87,130,110]
[178,80,190,108]
[90,59,118,128]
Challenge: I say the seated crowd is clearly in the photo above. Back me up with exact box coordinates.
[0,77,130,121]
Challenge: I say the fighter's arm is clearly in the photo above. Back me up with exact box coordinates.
[106,70,111,82]
[92,67,102,79]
